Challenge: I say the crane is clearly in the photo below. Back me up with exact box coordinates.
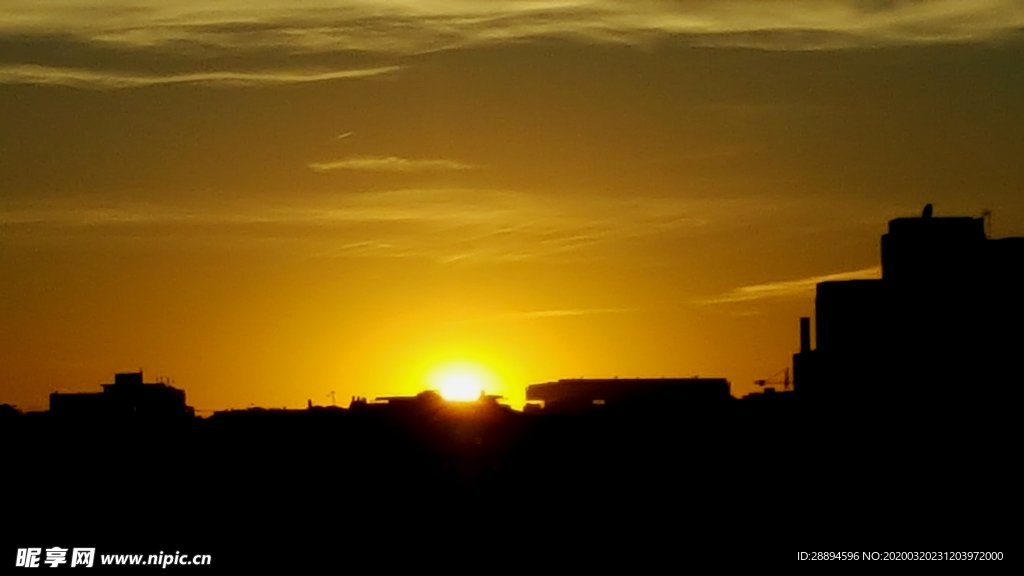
[754,368,790,391]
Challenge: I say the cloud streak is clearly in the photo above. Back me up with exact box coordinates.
[703,266,882,304]
[1,187,725,263]
[308,156,473,173]
[499,307,634,320]
[456,306,635,325]
[0,63,399,89]
[3,0,1023,57]
[3,2,1020,90]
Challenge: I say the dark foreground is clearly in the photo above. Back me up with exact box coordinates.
[4,396,1015,570]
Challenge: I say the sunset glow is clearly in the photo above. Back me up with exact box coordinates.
[430,362,492,402]
[1,1,1023,413]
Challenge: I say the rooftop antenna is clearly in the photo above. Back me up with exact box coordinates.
[982,209,992,238]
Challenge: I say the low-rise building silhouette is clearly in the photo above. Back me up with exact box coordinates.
[49,371,194,420]
[527,377,731,412]
[793,206,1024,403]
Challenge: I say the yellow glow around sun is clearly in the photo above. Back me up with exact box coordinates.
[429,362,494,402]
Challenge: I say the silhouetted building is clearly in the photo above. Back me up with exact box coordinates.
[527,378,731,412]
[372,390,447,408]
[49,371,194,420]
[0,403,20,420]
[794,207,1024,403]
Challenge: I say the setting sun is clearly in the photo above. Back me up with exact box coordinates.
[429,362,494,402]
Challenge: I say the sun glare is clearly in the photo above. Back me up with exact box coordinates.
[430,362,493,402]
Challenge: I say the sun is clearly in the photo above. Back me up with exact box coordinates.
[429,362,493,402]
[438,373,482,402]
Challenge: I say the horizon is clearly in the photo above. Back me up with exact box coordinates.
[4,205,1016,414]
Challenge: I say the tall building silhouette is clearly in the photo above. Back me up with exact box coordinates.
[793,206,1024,403]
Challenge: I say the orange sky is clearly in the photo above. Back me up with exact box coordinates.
[3,2,1024,411]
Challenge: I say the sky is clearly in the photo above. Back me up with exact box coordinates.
[3,1,1024,411]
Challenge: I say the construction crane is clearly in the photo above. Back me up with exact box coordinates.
[754,368,790,391]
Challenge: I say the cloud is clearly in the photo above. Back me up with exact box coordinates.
[0,63,399,89]
[308,156,473,173]
[3,0,1023,57]
[455,306,634,325]
[1,187,721,262]
[2,1,1019,90]
[703,266,882,304]
[498,307,634,320]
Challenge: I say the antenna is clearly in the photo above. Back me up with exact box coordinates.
[982,209,992,238]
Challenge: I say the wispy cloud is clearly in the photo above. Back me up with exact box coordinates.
[499,307,634,320]
[3,1,1023,57]
[702,266,881,304]
[455,307,634,326]
[0,63,399,89]
[2,187,724,263]
[308,156,473,173]
[2,1,1019,91]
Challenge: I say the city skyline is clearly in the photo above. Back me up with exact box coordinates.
[4,2,1024,411]
[7,206,1021,416]
[7,211,1016,563]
